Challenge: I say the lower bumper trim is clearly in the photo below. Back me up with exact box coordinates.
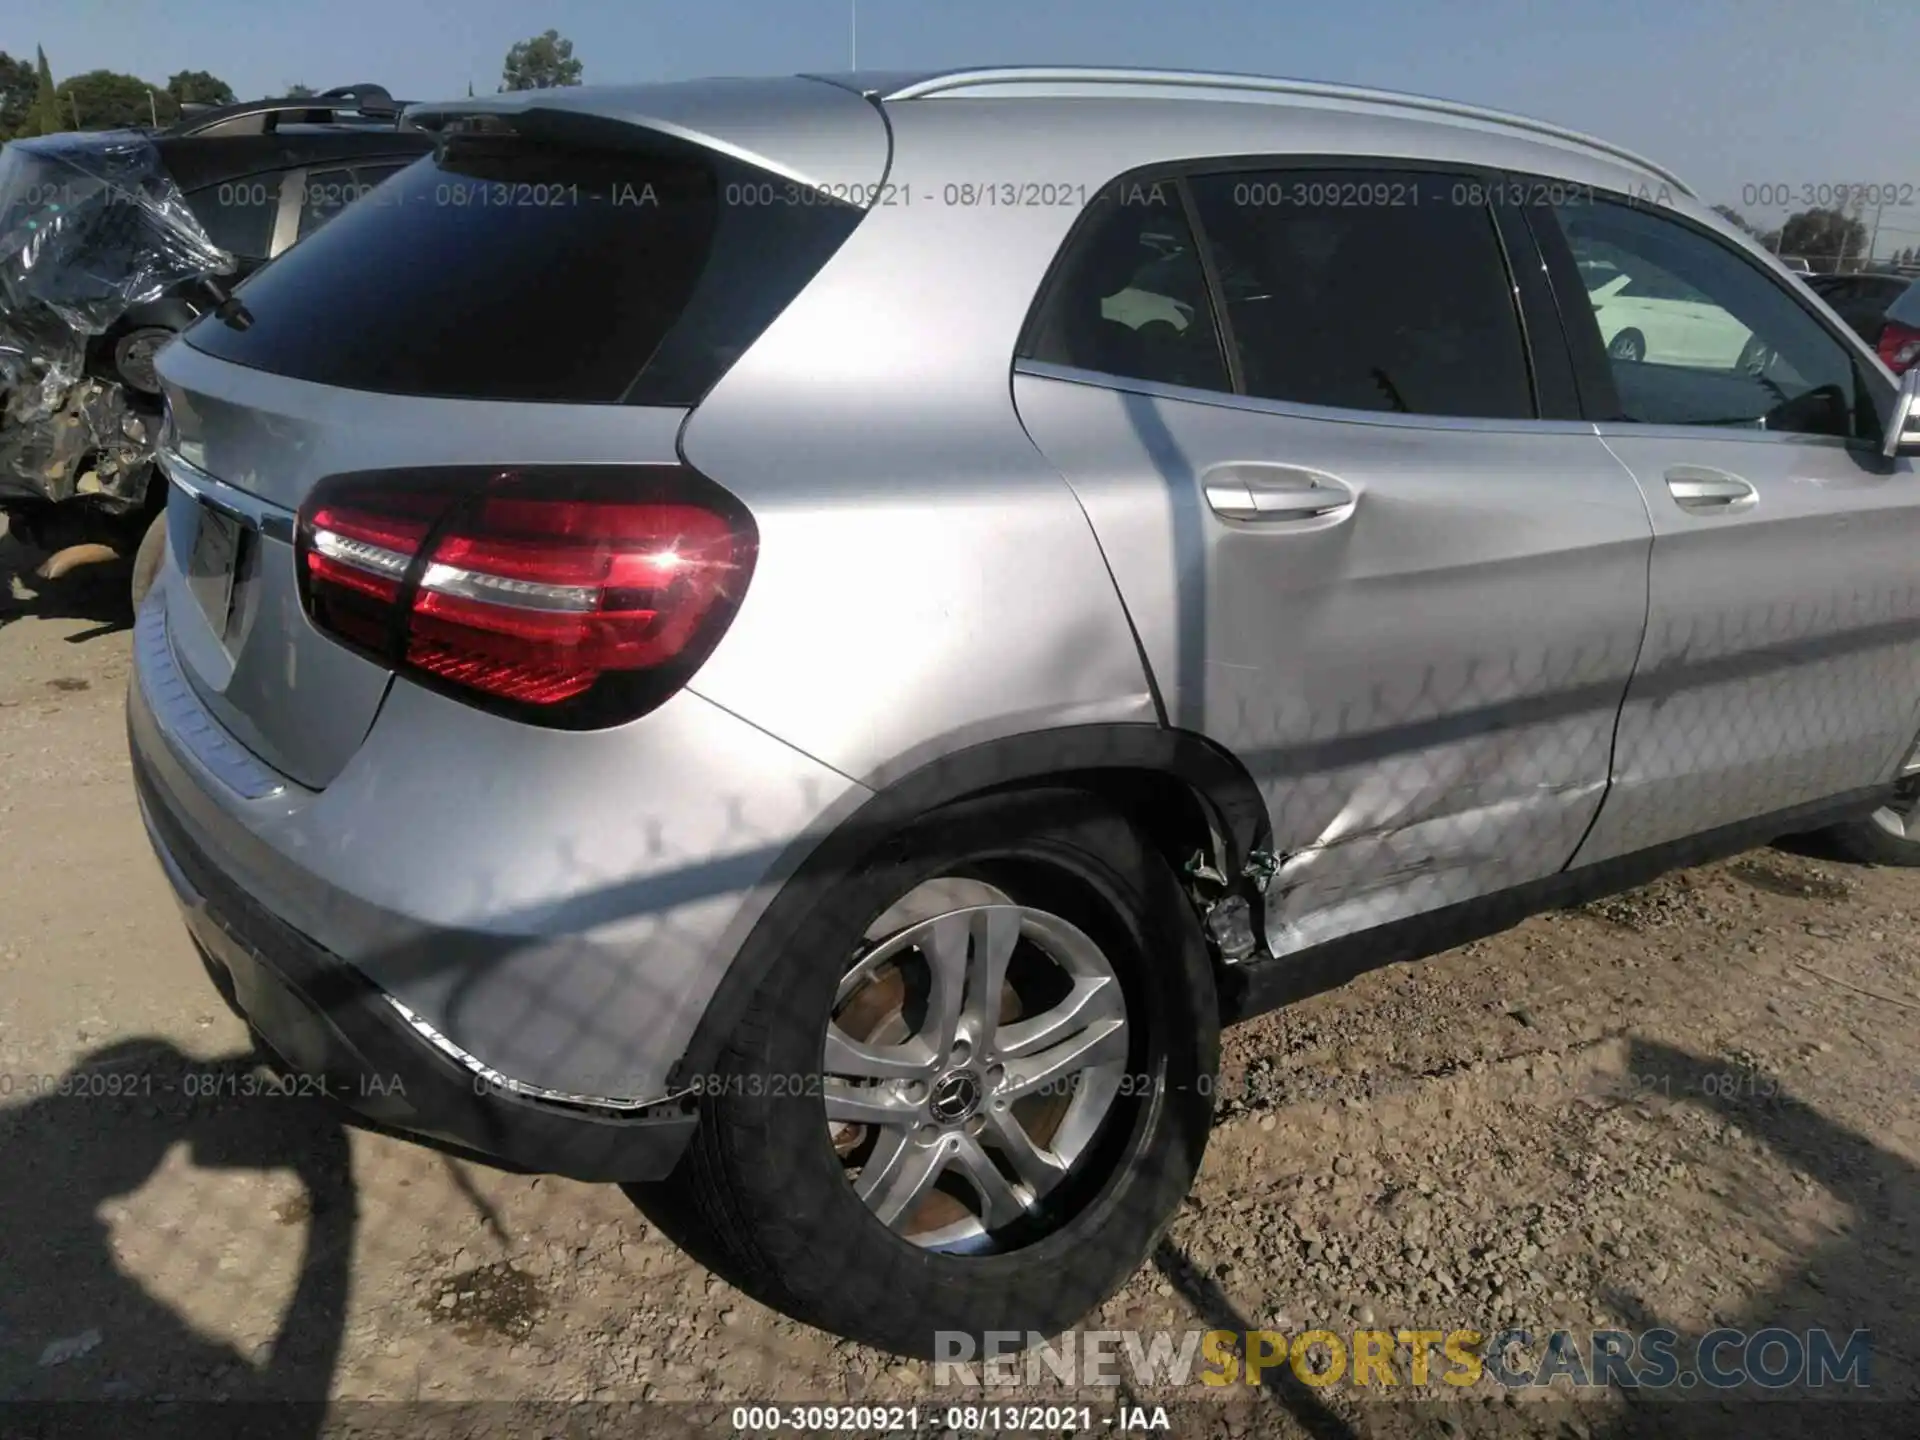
[130,737,697,1185]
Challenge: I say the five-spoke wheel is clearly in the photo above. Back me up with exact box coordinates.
[629,791,1219,1357]
[825,888,1130,1249]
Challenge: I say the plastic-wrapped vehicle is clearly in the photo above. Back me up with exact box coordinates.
[0,86,431,600]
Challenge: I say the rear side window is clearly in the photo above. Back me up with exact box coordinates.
[184,136,863,404]
[297,162,413,240]
[1020,180,1229,393]
[296,166,357,237]
[1187,170,1534,419]
[184,177,279,259]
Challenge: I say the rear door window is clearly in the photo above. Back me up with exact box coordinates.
[295,165,358,237]
[1185,169,1535,419]
[184,135,863,405]
[296,162,411,240]
[1019,180,1230,393]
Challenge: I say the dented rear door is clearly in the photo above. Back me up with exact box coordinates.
[1011,163,1654,957]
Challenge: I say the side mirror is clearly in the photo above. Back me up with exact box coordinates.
[1884,366,1920,459]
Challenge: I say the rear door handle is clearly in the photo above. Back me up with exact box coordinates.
[1665,466,1756,512]
[1202,464,1355,521]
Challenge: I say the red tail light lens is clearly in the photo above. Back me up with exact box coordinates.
[297,467,756,726]
[1879,320,1920,375]
[304,491,448,651]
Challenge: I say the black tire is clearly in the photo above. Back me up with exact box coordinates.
[1608,327,1646,362]
[630,788,1218,1357]
[130,511,166,609]
[1822,800,1920,867]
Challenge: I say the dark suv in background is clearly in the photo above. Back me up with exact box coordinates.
[1804,271,1919,356]
[161,84,434,285]
[0,85,432,591]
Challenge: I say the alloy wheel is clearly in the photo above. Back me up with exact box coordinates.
[1870,775,1920,840]
[822,878,1131,1253]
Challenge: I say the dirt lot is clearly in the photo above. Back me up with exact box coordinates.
[2,531,1916,1438]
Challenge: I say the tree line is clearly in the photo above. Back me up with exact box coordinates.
[4,38,1909,276]
[0,29,581,139]
[1712,202,1917,273]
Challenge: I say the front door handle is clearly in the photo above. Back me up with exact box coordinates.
[1665,465,1756,512]
[1203,464,1355,521]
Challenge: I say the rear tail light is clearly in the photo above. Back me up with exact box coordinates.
[1879,320,1920,375]
[297,466,756,726]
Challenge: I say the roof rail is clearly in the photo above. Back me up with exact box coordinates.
[162,85,409,137]
[883,67,1693,197]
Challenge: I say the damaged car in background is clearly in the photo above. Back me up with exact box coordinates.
[0,86,429,602]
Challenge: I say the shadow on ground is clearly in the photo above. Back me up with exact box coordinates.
[1142,1035,1915,1439]
[1571,1036,1916,1438]
[0,1038,355,1426]
[0,528,135,639]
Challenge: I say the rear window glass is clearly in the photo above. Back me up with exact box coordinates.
[184,136,862,404]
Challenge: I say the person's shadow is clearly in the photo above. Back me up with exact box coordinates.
[1582,1036,1917,1439]
[0,1038,355,1422]
[0,524,136,640]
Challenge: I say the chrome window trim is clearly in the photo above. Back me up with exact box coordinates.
[1591,421,1877,455]
[1012,357,1604,439]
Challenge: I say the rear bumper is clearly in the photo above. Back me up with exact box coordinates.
[124,563,870,1107]
[131,740,698,1182]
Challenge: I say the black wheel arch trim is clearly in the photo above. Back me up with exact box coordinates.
[668,721,1266,1089]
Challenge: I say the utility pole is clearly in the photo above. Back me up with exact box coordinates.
[148,89,158,127]
[852,0,858,70]
[1868,195,1886,271]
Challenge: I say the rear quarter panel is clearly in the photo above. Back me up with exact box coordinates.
[677,102,1164,786]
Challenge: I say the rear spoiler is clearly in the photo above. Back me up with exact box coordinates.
[405,76,890,197]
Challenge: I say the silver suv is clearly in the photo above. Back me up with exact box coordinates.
[128,67,1920,1356]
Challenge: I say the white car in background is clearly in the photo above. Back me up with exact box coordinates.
[1584,265,1767,370]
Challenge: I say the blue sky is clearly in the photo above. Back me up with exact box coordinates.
[12,0,1919,249]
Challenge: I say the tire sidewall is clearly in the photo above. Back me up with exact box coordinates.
[700,790,1218,1352]
[1823,813,1920,867]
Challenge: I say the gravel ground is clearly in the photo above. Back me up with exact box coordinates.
[2,534,1916,1437]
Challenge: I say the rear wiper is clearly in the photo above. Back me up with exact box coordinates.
[203,275,253,332]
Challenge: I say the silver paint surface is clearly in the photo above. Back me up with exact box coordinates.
[128,70,1920,1105]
